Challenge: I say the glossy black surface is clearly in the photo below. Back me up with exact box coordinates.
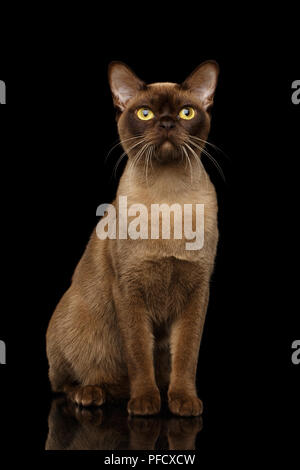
[46,398,203,450]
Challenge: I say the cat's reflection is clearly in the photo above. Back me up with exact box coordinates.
[46,397,203,450]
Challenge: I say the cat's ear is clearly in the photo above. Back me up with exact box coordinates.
[182,61,220,111]
[108,62,145,112]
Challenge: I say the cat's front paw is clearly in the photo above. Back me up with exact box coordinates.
[128,390,161,416]
[168,391,203,417]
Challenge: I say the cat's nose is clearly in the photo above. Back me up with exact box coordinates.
[159,118,176,130]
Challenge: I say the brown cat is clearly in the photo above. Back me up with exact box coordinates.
[46,61,220,417]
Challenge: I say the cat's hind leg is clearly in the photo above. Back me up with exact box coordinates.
[49,358,106,407]
[48,346,77,394]
[67,385,106,407]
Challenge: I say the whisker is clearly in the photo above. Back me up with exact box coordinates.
[181,145,193,185]
[188,138,226,182]
[149,145,154,172]
[184,142,209,190]
[184,143,203,174]
[105,136,143,163]
[128,143,149,181]
[189,135,231,161]
[145,147,151,185]
[202,149,226,182]
[113,139,146,177]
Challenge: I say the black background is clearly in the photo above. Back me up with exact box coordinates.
[0,13,299,463]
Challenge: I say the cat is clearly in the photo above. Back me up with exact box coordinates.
[46,60,220,416]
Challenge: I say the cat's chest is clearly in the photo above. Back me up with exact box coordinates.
[132,256,208,322]
[115,184,218,263]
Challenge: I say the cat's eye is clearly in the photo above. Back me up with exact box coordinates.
[137,108,154,121]
[179,107,195,120]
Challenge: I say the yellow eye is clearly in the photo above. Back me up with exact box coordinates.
[137,108,154,120]
[179,107,195,120]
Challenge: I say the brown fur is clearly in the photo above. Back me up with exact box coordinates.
[46,61,220,416]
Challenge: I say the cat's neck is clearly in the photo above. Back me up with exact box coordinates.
[117,156,214,200]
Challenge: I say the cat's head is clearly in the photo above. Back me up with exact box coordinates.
[108,61,219,164]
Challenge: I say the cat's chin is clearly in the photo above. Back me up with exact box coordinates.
[161,141,174,153]
[156,140,181,163]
